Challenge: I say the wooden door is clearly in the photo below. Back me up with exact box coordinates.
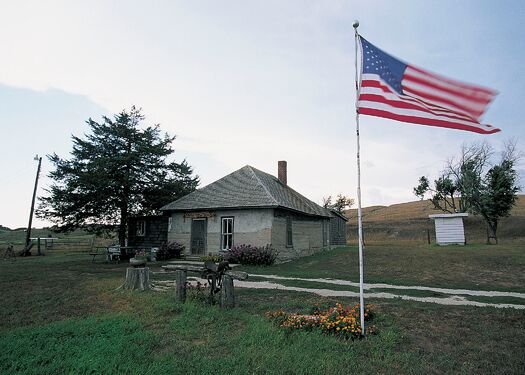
[190,219,207,254]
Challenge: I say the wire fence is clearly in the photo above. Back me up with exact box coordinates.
[346,224,434,245]
[1,236,115,254]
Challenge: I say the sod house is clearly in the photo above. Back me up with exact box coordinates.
[159,161,347,260]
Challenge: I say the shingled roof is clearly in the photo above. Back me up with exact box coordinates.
[161,165,330,218]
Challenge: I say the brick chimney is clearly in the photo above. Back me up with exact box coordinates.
[278,161,287,185]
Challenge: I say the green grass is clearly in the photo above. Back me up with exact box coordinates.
[465,295,525,305]
[1,246,525,374]
[0,315,162,374]
[369,287,447,298]
[239,244,525,293]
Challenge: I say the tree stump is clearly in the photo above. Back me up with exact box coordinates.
[220,274,235,308]
[122,267,151,291]
[175,270,187,303]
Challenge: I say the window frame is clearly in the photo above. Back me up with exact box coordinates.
[220,216,234,251]
[286,216,293,247]
[322,219,328,246]
[136,220,146,237]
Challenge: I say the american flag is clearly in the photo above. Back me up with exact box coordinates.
[357,37,500,134]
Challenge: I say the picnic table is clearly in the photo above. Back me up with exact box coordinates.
[89,246,155,262]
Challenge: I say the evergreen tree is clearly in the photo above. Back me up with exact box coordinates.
[37,106,199,245]
[478,160,519,243]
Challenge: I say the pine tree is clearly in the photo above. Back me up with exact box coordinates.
[37,106,199,245]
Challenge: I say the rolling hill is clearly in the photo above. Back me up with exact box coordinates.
[345,195,525,244]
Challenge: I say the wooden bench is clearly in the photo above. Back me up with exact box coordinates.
[89,247,111,262]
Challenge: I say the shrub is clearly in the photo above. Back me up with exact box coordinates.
[185,280,209,303]
[223,244,277,266]
[266,303,376,339]
[156,241,184,261]
[199,253,224,263]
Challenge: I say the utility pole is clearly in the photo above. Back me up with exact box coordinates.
[24,155,42,254]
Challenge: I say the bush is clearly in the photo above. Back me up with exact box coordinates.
[223,244,276,266]
[199,253,224,263]
[185,280,209,303]
[266,303,376,339]
[156,241,184,261]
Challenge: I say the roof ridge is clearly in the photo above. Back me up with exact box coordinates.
[249,165,330,216]
[247,166,279,206]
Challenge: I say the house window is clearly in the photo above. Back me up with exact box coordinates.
[136,220,146,237]
[286,217,293,247]
[168,217,172,232]
[221,217,234,250]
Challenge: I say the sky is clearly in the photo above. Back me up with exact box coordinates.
[1,0,524,229]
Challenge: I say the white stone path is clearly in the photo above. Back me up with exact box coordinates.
[152,273,525,310]
[235,274,525,310]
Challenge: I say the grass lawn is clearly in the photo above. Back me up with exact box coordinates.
[239,243,525,293]
[1,247,524,374]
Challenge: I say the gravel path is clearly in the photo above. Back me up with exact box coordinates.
[233,280,525,310]
[151,274,525,310]
[250,274,525,299]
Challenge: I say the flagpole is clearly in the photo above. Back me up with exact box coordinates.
[353,20,366,336]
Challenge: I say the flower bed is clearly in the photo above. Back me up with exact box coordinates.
[265,303,376,339]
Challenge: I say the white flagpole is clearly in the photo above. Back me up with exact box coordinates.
[353,20,366,336]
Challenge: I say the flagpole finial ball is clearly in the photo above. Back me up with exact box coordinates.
[353,20,359,28]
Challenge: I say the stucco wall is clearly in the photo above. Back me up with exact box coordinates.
[167,209,273,255]
[168,207,329,259]
[167,212,192,251]
[272,212,328,261]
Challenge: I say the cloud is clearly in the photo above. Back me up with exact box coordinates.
[0,84,109,228]
[1,1,523,228]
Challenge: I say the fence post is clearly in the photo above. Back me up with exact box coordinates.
[220,275,235,308]
[175,270,187,303]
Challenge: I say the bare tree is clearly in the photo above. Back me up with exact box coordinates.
[323,194,355,212]
[414,140,522,243]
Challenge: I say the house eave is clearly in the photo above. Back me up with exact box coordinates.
[162,204,330,218]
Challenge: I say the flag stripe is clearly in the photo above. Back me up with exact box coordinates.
[358,107,499,134]
[358,100,497,132]
[361,77,478,121]
[402,85,485,119]
[402,73,492,105]
[357,37,500,134]
[359,94,478,123]
[407,65,497,96]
